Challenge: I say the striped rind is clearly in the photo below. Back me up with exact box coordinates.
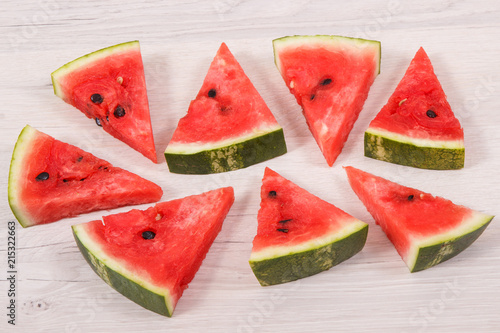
[8,125,41,227]
[249,220,368,286]
[72,223,175,317]
[165,128,287,174]
[364,128,465,170]
[406,211,494,272]
[51,41,140,99]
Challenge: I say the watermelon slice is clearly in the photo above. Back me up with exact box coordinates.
[273,35,381,166]
[72,187,234,317]
[365,47,464,169]
[51,41,157,163]
[249,168,368,286]
[8,125,163,228]
[344,166,493,272]
[164,43,287,174]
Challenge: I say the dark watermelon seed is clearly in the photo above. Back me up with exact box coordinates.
[320,78,332,86]
[268,191,277,198]
[208,89,216,98]
[277,228,289,233]
[142,231,156,240]
[36,172,49,181]
[77,156,83,162]
[95,118,102,127]
[310,94,315,101]
[63,179,68,183]
[408,194,415,201]
[90,93,103,104]
[279,219,293,224]
[426,110,437,118]
[106,116,109,122]
[114,105,126,118]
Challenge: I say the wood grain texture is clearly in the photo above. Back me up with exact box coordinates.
[1,0,500,332]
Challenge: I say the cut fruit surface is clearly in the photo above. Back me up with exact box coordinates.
[273,35,380,166]
[72,187,235,317]
[365,47,464,169]
[344,166,493,272]
[51,41,157,163]
[8,125,162,227]
[249,168,368,285]
[165,43,286,174]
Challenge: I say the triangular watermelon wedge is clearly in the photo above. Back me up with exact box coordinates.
[273,35,381,166]
[344,166,493,272]
[164,43,287,174]
[365,47,464,169]
[72,187,235,317]
[249,168,368,286]
[8,125,163,227]
[51,41,157,163]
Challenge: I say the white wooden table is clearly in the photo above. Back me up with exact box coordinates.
[1,1,499,332]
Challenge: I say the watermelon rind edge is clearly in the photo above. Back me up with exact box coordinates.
[8,125,39,228]
[406,211,494,272]
[249,220,368,286]
[272,34,381,77]
[364,129,465,170]
[164,127,287,174]
[51,40,140,99]
[72,223,175,317]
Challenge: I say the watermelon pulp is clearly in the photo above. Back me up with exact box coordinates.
[249,168,368,285]
[165,42,286,174]
[72,187,235,317]
[51,41,157,163]
[8,125,163,227]
[273,35,380,166]
[344,166,493,272]
[365,47,464,169]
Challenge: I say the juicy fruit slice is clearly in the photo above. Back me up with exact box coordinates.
[72,187,234,317]
[8,125,163,227]
[273,35,381,166]
[344,166,493,272]
[249,168,368,286]
[51,41,157,163]
[365,47,464,169]
[164,43,286,174]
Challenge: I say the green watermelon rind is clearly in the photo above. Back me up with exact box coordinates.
[72,223,175,317]
[364,128,465,170]
[8,125,40,228]
[406,211,494,272]
[51,40,140,100]
[273,35,381,76]
[164,128,287,174]
[249,220,368,286]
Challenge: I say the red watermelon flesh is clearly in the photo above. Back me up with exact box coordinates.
[51,41,157,163]
[252,168,365,252]
[344,166,493,272]
[8,125,163,227]
[168,42,282,145]
[273,35,381,166]
[72,187,235,316]
[367,47,463,141]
